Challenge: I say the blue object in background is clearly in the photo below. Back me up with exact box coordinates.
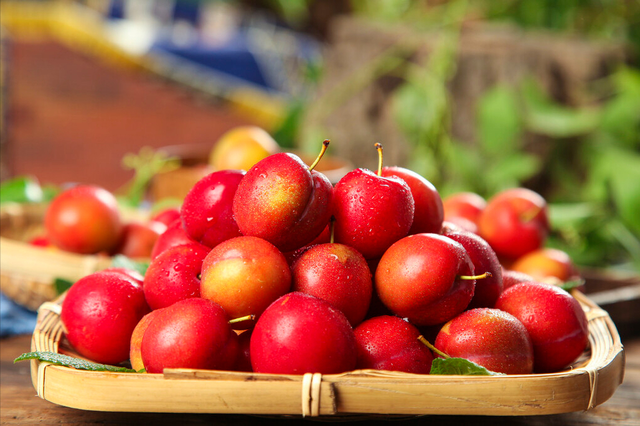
[102,0,321,99]
[0,292,37,337]
[107,0,126,20]
[149,32,273,91]
[172,0,202,24]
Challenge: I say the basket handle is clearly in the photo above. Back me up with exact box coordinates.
[38,301,62,316]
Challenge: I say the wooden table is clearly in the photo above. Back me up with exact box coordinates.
[2,332,639,426]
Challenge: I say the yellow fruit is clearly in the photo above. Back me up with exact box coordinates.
[209,126,280,171]
[511,248,578,282]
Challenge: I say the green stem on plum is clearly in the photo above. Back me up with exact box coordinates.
[418,335,450,359]
[521,205,543,223]
[228,315,256,325]
[329,216,336,244]
[308,140,330,171]
[375,143,384,176]
[458,272,492,280]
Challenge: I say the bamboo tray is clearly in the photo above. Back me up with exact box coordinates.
[0,203,146,311]
[28,290,624,418]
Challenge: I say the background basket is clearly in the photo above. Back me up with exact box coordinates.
[27,290,624,418]
[0,202,145,311]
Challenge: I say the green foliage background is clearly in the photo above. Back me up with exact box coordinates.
[274,0,640,272]
[388,1,640,272]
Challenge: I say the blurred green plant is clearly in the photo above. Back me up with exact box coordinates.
[391,0,464,187]
[0,176,58,205]
[369,1,640,271]
[265,0,313,29]
[118,147,181,208]
[271,60,324,149]
[0,148,181,213]
[351,0,640,54]
[282,0,640,271]
[535,68,640,271]
[481,0,640,54]
[352,1,640,271]
[395,64,640,271]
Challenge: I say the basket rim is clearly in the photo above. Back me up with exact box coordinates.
[28,290,625,417]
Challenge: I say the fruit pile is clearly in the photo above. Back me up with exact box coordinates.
[58,140,589,376]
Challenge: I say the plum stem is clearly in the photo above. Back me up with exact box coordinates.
[375,143,383,176]
[228,314,256,324]
[458,271,492,280]
[521,205,543,223]
[329,216,336,244]
[418,335,449,359]
[308,139,330,171]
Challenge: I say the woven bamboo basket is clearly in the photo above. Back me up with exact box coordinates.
[0,203,147,311]
[28,290,624,418]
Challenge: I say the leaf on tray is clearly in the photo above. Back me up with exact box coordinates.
[430,357,505,376]
[561,278,586,292]
[14,351,137,373]
[111,255,149,277]
[53,278,74,295]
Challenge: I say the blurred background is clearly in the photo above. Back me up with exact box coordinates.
[1,0,639,275]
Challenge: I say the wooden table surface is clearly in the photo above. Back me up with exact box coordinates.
[1,332,639,425]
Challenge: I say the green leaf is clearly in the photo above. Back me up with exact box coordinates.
[41,184,60,202]
[430,357,505,376]
[406,144,441,186]
[350,0,413,21]
[477,84,521,155]
[607,154,640,235]
[600,96,640,148]
[483,152,541,193]
[393,81,444,143]
[270,99,305,149]
[521,78,601,138]
[599,68,640,148]
[561,278,586,292]
[587,146,640,235]
[111,255,149,277]
[14,351,137,373]
[53,278,74,295]
[612,66,640,98]
[0,176,44,204]
[441,141,485,195]
[548,202,603,229]
[271,0,310,27]
[607,220,640,265]
[525,106,601,138]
